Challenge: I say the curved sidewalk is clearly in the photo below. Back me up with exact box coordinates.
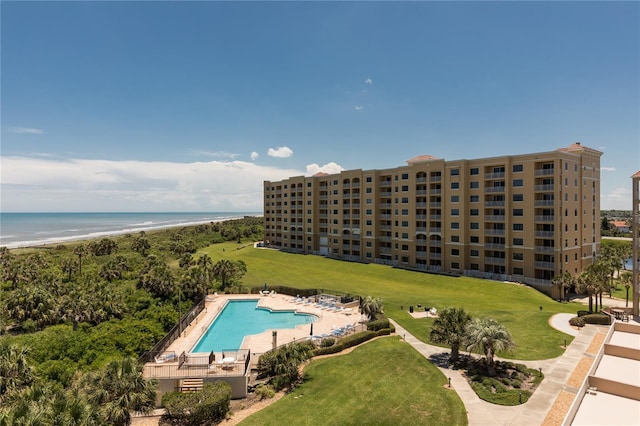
[390,318,602,426]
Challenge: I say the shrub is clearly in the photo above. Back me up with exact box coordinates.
[569,316,585,327]
[515,364,529,375]
[162,382,231,425]
[254,384,275,400]
[581,313,611,325]
[319,337,336,347]
[366,318,390,331]
[577,310,591,317]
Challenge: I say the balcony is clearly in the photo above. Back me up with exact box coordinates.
[534,246,555,253]
[416,214,427,220]
[484,243,505,250]
[430,189,442,195]
[535,231,554,238]
[416,252,427,259]
[430,202,442,208]
[380,191,392,197]
[485,215,505,222]
[429,215,442,220]
[485,172,505,179]
[535,215,555,222]
[535,184,555,192]
[485,257,506,265]
[430,175,442,182]
[416,227,427,233]
[484,200,505,207]
[429,227,442,233]
[535,169,555,176]
[534,199,555,207]
[485,229,505,236]
[535,261,555,270]
[485,187,505,193]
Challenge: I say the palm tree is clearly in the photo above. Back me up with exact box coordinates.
[60,258,78,281]
[212,259,247,292]
[73,245,87,276]
[131,236,151,257]
[464,318,515,377]
[82,357,156,426]
[620,271,633,308]
[361,296,384,321]
[429,307,472,363]
[0,342,34,402]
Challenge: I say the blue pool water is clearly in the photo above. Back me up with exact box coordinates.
[192,299,316,353]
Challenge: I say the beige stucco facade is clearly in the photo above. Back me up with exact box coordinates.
[264,143,602,294]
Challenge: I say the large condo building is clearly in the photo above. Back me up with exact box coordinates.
[263,142,602,296]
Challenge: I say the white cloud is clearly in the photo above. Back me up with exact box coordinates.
[191,150,240,159]
[364,78,373,85]
[250,151,259,161]
[267,146,293,158]
[601,166,616,172]
[601,187,632,210]
[354,105,364,111]
[0,156,303,212]
[306,162,345,176]
[10,127,44,135]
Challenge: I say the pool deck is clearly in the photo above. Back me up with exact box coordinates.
[163,293,363,358]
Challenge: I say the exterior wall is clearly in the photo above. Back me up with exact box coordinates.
[264,143,602,289]
[633,172,640,317]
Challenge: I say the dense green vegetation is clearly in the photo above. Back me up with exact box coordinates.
[0,217,263,422]
[241,337,468,426]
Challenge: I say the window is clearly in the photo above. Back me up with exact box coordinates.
[451,169,459,176]
[451,222,459,229]
[366,198,372,204]
[366,188,372,193]
[470,195,479,202]
[366,241,372,247]
[451,235,460,242]
[513,238,524,246]
[451,208,459,216]
[401,173,409,180]
[470,209,479,216]
[451,249,460,256]
[470,168,479,175]
[401,197,409,203]
[471,263,479,271]
[513,209,523,216]
[513,164,523,172]
[513,179,523,187]
[366,209,372,215]
[470,249,479,257]
[470,236,479,243]
[513,194,523,202]
[401,209,409,215]
[513,252,523,260]
[470,222,479,229]
[401,221,409,227]
[366,220,372,226]
[470,181,479,189]
[401,185,409,192]
[401,235,408,242]
[513,267,523,275]
[513,223,524,231]
[366,176,372,183]
[451,195,459,202]
[451,262,460,269]
[451,182,459,189]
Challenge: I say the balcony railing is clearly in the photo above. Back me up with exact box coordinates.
[535,215,555,222]
[485,187,505,193]
[535,261,555,270]
[535,184,555,192]
[534,199,555,206]
[535,168,555,176]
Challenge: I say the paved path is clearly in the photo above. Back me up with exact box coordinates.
[390,316,601,426]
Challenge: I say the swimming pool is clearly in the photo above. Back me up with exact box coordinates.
[191,299,316,353]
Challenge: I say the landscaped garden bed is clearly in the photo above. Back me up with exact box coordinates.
[457,356,544,405]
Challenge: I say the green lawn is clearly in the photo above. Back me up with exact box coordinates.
[239,336,467,426]
[203,245,580,360]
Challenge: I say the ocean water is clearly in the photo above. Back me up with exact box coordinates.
[0,212,261,249]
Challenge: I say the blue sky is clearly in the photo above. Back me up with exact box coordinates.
[1,1,638,212]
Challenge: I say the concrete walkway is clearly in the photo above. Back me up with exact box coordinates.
[390,317,602,426]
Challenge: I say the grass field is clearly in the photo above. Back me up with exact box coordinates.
[239,336,468,426]
[204,243,580,360]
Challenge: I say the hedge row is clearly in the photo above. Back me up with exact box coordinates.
[311,326,394,356]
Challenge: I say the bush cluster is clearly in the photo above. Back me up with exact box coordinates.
[311,327,393,356]
[162,382,231,425]
[366,318,391,331]
[569,316,586,327]
[581,313,611,325]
